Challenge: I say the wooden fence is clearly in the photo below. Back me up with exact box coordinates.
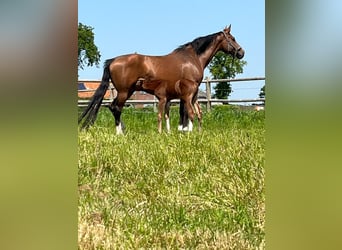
[78,77,265,111]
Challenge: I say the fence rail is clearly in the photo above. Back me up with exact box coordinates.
[78,77,265,110]
[204,77,265,83]
[77,98,265,107]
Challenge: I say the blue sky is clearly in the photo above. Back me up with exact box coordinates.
[78,0,265,100]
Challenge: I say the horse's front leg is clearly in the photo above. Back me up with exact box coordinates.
[194,100,202,131]
[183,99,195,132]
[157,98,166,133]
[164,100,171,133]
[178,100,187,131]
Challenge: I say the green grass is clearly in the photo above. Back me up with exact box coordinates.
[78,105,265,249]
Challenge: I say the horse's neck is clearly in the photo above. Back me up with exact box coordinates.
[198,36,223,69]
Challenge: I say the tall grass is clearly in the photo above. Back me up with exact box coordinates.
[78,105,265,249]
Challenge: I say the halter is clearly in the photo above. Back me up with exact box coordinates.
[222,31,241,59]
[221,31,241,72]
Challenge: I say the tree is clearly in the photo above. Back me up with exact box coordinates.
[78,23,101,70]
[208,51,247,99]
[259,85,265,98]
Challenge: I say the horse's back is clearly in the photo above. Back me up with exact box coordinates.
[111,53,145,68]
[108,54,149,85]
[108,52,202,91]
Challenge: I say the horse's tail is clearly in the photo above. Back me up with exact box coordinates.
[78,58,115,129]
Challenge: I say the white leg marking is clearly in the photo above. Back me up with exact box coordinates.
[116,123,123,135]
[183,120,193,132]
[178,125,183,131]
[166,118,170,132]
[188,120,193,131]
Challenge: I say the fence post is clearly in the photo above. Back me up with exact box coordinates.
[205,77,211,111]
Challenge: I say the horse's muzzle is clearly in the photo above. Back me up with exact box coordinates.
[236,48,245,59]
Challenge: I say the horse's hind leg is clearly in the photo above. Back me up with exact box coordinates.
[109,91,131,135]
[108,97,124,135]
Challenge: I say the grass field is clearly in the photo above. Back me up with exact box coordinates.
[78,105,265,249]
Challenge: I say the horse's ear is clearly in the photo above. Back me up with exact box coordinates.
[224,25,231,33]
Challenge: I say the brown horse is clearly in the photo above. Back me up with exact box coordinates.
[136,77,200,133]
[78,25,244,134]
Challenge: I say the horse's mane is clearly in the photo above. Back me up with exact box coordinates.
[174,32,221,55]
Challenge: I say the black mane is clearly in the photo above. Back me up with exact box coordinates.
[174,32,220,55]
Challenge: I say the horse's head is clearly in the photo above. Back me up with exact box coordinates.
[221,25,245,59]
